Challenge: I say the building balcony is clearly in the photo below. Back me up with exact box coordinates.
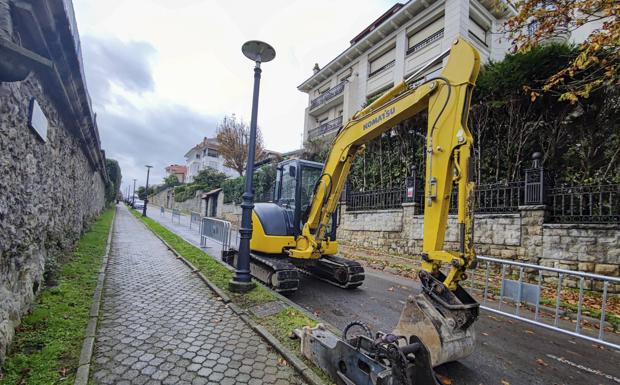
[308,116,344,139]
[309,81,345,115]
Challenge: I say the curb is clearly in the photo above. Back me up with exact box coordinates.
[74,206,116,385]
[134,210,329,385]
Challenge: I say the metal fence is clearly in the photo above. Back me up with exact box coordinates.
[171,209,181,224]
[346,187,405,211]
[472,256,619,350]
[548,184,620,223]
[189,211,201,230]
[199,217,232,250]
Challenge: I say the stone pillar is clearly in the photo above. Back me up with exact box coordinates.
[356,53,369,104]
[519,205,547,263]
[443,0,470,47]
[393,29,408,84]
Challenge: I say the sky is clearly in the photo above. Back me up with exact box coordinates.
[73,0,398,191]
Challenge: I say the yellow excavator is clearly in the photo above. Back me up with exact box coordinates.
[226,36,480,383]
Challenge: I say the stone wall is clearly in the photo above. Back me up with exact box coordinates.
[0,73,106,363]
[150,187,204,215]
[338,204,620,280]
[0,0,108,364]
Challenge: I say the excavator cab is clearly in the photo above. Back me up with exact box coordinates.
[272,159,336,240]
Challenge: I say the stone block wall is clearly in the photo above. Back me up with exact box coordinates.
[0,74,106,363]
[337,204,619,284]
[150,187,204,215]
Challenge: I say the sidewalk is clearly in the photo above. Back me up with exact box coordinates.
[91,205,304,385]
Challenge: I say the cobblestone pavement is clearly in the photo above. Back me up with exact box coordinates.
[92,205,305,385]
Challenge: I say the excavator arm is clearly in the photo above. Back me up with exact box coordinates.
[291,37,480,292]
[295,38,482,384]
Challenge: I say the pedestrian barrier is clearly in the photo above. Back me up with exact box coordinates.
[200,217,231,250]
[189,211,201,230]
[473,255,620,350]
[171,209,181,224]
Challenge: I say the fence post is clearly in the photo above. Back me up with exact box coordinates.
[525,152,546,205]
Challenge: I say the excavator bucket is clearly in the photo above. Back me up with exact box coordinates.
[393,271,479,367]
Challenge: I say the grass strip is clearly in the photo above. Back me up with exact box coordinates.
[130,209,333,384]
[0,208,115,385]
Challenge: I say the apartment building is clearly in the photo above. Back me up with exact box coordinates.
[298,0,515,142]
[165,164,187,183]
[185,137,238,181]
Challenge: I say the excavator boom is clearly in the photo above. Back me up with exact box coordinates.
[295,37,483,384]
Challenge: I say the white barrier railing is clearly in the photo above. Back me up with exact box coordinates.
[473,256,619,350]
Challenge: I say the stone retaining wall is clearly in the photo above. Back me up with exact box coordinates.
[0,73,106,363]
[338,204,619,284]
[150,188,204,215]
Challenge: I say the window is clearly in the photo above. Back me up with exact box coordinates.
[195,153,201,159]
[338,68,352,82]
[407,17,444,54]
[316,82,331,96]
[207,148,219,157]
[369,47,395,77]
[469,17,489,46]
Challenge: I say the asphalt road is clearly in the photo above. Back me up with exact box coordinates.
[289,269,620,385]
[149,208,620,385]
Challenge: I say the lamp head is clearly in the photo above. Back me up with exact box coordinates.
[242,40,275,63]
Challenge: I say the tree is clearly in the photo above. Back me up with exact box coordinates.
[215,114,266,176]
[137,186,155,200]
[105,159,122,203]
[163,174,181,188]
[506,0,619,102]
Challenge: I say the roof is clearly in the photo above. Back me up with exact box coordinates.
[184,137,219,158]
[166,164,187,174]
[298,0,516,92]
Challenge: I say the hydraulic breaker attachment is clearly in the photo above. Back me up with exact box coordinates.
[296,324,440,385]
[393,270,479,367]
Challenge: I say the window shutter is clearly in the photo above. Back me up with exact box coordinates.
[408,17,444,48]
[369,47,395,74]
[469,18,488,45]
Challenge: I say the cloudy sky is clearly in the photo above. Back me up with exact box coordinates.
[73,0,398,191]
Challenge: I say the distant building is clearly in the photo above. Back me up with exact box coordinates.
[298,0,515,142]
[185,137,238,181]
[165,164,187,183]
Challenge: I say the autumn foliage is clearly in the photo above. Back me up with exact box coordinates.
[215,115,266,176]
[506,0,619,102]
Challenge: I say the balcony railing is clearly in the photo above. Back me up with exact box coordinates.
[308,116,343,139]
[310,82,346,110]
[406,29,444,56]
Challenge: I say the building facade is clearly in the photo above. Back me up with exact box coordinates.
[165,164,187,183]
[298,0,515,142]
[185,137,238,181]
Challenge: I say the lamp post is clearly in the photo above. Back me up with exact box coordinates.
[132,178,137,206]
[142,165,153,217]
[229,40,276,293]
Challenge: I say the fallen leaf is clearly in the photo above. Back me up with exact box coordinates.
[536,358,548,367]
[388,287,395,292]
[436,373,453,384]
[525,330,534,334]
[277,357,289,366]
[501,380,510,385]
[482,332,489,336]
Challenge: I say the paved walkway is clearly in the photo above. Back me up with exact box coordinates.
[92,205,304,385]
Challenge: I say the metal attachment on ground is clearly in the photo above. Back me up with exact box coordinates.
[297,324,440,385]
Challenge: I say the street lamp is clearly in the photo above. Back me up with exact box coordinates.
[229,40,276,293]
[132,178,137,206]
[142,165,153,217]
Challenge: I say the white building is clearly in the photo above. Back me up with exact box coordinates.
[185,137,238,181]
[298,0,515,142]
